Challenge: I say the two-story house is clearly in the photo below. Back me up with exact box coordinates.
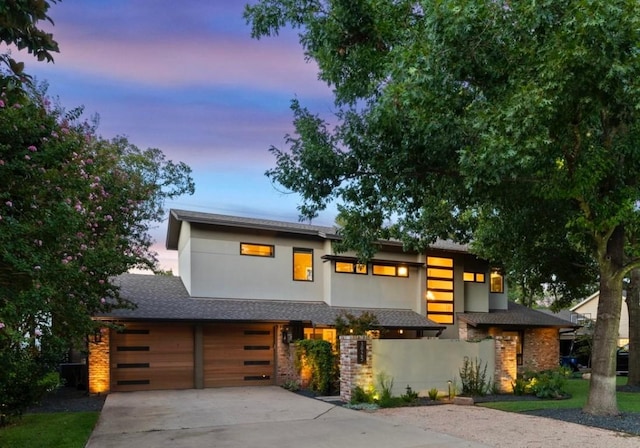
[88,209,575,394]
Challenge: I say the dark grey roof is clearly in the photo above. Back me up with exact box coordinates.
[458,302,580,328]
[165,208,469,253]
[98,274,444,330]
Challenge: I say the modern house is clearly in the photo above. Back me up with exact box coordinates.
[88,209,576,394]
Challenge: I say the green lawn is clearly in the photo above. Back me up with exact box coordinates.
[0,412,99,448]
[481,377,640,413]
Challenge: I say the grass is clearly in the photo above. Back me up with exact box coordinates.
[480,377,640,413]
[0,412,99,448]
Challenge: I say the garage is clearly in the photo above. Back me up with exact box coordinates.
[110,323,195,392]
[204,323,275,387]
[108,322,276,392]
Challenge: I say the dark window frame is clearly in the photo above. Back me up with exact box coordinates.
[335,261,368,275]
[240,242,275,257]
[372,263,409,278]
[293,247,314,282]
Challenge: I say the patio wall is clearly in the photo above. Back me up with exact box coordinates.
[340,335,516,401]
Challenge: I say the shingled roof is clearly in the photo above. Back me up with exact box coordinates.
[97,274,444,331]
[458,302,580,328]
[165,208,469,253]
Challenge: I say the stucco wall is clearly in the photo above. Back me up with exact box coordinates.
[178,221,192,294]
[371,338,495,396]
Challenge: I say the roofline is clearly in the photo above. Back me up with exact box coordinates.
[570,291,600,312]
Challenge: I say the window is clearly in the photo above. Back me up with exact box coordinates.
[240,243,274,257]
[426,256,454,324]
[372,264,409,277]
[490,270,504,293]
[335,261,368,274]
[293,248,313,281]
[464,272,485,283]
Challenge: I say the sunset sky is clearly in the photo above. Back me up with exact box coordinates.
[15,0,337,272]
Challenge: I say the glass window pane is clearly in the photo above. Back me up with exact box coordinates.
[427,279,453,290]
[428,268,453,279]
[335,262,354,273]
[490,271,504,293]
[294,249,313,281]
[476,273,485,282]
[427,303,454,312]
[240,243,274,257]
[397,266,409,277]
[463,272,475,282]
[427,291,454,301]
[427,257,453,267]
[373,265,396,276]
[355,263,368,274]
[428,314,454,324]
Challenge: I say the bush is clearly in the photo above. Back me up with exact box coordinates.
[350,385,375,404]
[459,357,492,396]
[295,339,336,395]
[427,388,439,401]
[376,372,395,408]
[401,385,419,403]
[527,369,569,399]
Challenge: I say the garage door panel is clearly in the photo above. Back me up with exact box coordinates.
[110,323,194,392]
[203,324,275,388]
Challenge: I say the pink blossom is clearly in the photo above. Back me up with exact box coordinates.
[34,328,42,337]
[0,322,4,329]
[61,259,69,264]
[5,200,12,207]
[0,100,4,108]
[13,103,21,109]
[24,155,30,160]
[27,145,37,152]
[100,298,106,304]
[0,159,4,165]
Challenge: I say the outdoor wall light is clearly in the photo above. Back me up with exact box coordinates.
[281,326,292,344]
[93,329,102,344]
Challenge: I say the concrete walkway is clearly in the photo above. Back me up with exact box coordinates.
[86,387,488,448]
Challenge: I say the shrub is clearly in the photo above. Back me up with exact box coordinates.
[459,357,492,396]
[427,388,439,401]
[350,385,375,404]
[295,339,336,395]
[512,377,529,396]
[401,385,419,403]
[527,369,569,399]
[376,372,395,408]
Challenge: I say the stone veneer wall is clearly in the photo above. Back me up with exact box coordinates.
[339,335,373,402]
[88,329,110,394]
[523,328,560,372]
[275,324,300,386]
[493,336,517,392]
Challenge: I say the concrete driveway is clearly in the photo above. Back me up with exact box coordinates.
[86,386,488,448]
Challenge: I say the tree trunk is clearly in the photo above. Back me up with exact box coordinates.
[627,269,640,386]
[583,226,624,416]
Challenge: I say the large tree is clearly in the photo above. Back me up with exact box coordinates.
[245,0,640,415]
[0,84,194,421]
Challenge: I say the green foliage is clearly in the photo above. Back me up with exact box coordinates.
[526,369,570,400]
[334,310,379,336]
[0,411,99,448]
[459,357,492,397]
[350,385,375,405]
[295,339,336,395]
[401,385,419,403]
[427,388,439,401]
[376,371,394,408]
[281,379,300,392]
[512,377,529,396]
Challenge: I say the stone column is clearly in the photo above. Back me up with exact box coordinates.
[88,328,110,394]
[339,335,373,402]
[493,336,517,393]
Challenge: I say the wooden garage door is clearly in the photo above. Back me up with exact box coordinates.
[110,323,194,392]
[203,324,275,387]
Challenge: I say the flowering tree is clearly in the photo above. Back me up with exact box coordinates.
[0,84,194,421]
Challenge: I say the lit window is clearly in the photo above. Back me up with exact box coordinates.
[335,261,368,274]
[293,248,313,281]
[464,272,486,283]
[240,243,274,257]
[490,270,504,293]
[372,264,409,277]
[427,256,454,325]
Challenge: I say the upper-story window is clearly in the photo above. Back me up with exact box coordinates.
[335,261,368,274]
[372,263,409,277]
[293,248,313,281]
[464,272,486,283]
[490,269,504,293]
[240,243,274,257]
[426,256,454,324]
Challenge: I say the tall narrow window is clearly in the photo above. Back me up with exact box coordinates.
[426,256,454,324]
[293,248,313,281]
[490,269,504,293]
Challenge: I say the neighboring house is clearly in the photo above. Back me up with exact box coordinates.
[88,209,577,394]
[571,291,629,347]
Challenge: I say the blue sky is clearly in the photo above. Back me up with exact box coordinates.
[12,0,338,272]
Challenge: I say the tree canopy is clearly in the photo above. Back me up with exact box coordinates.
[0,82,194,421]
[245,0,640,415]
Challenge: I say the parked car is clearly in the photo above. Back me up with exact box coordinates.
[616,345,629,375]
[560,355,580,372]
